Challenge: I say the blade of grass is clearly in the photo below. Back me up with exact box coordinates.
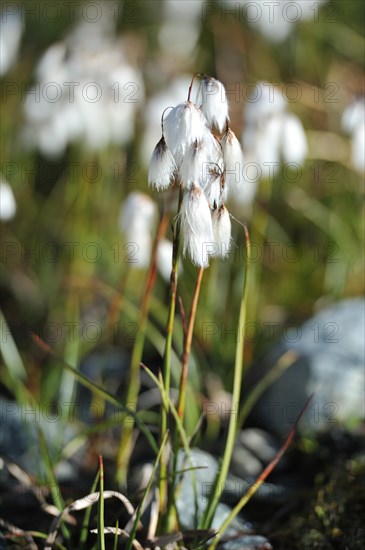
[0,309,31,404]
[126,430,169,550]
[37,428,65,511]
[0,310,27,380]
[208,395,314,550]
[142,366,192,467]
[113,519,119,550]
[37,427,71,543]
[200,225,251,530]
[97,455,105,550]
[79,470,100,549]
[59,297,80,436]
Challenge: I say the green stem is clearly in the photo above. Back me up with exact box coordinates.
[158,187,183,523]
[176,266,204,422]
[116,213,169,485]
[200,225,251,529]
[165,266,204,529]
[127,431,169,550]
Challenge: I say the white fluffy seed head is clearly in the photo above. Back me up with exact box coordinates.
[180,139,210,189]
[212,205,232,259]
[193,132,224,193]
[221,127,245,192]
[200,76,229,134]
[203,131,224,171]
[148,136,177,190]
[164,101,207,166]
[180,184,214,268]
[203,164,226,209]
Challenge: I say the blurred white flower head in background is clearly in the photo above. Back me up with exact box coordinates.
[0,176,17,221]
[23,2,144,158]
[159,0,203,58]
[119,192,157,269]
[342,98,365,174]
[156,239,173,282]
[0,7,23,76]
[239,81,308,205]
[223,0,328,42]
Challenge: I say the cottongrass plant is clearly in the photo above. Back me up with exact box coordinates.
[147,74,250,534]
[20,74,307,550]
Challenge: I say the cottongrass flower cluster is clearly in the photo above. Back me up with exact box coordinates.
[148,75,243,268]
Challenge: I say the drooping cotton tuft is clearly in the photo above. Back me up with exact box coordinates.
[180,139,209,189]
[200,76,229,134]
[148,136,177,190]
[204,131,223,161]
[180,184,214,268]
[221,127,245,192]
[164,101,207,165]
[212,205,232,259]
[203,166,226,209]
